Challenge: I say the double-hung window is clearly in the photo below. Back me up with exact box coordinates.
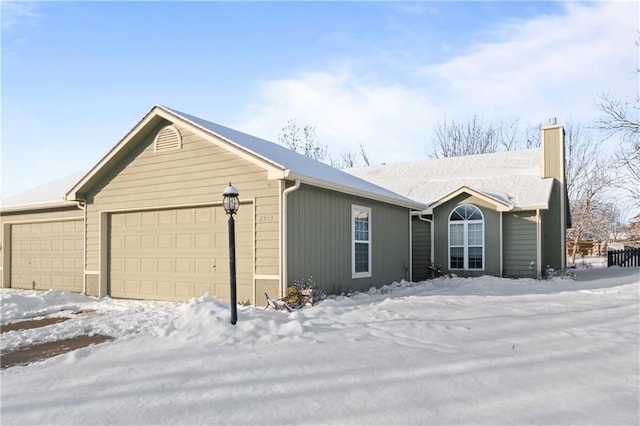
[352,205,371,278]
[449,204,484,270]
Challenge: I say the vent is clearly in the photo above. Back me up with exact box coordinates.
[154,125,182,152]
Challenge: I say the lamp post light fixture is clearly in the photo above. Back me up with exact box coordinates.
[222,183,240,325]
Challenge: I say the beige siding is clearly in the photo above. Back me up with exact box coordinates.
[84,123,280,300]
[503,211,538,277]
[433,194,500,276]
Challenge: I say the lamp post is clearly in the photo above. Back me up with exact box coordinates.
[222,183,240,325]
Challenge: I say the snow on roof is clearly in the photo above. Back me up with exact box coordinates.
[1,172,86,209]
[344,149,553,210]
[162,106,426,210]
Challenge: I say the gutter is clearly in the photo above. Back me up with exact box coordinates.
[0,200,79,214]
[281,179,301,296]
[284,170,426,211]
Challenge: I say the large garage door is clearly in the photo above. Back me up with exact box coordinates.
[109,205,253,302]
[10,220,84,292]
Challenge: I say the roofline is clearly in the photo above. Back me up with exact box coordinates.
[65,105,162,200]
[65,105,422,210]
[285,170,427,210]
[0,200,80,214]
[66,106,289,201]
[424,186,514,214]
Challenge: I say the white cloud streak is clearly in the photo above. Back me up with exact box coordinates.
[237,2,638,162]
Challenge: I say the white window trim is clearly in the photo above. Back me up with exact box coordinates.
[352,205,372,278]
[448,205,485,271]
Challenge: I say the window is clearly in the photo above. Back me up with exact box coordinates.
[352,205,371,278]
[448,204,484,270]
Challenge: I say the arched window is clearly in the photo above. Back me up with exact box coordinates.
[448,204,484,270]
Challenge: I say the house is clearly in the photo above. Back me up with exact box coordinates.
[345,123,570,279]
[1,105,426,304]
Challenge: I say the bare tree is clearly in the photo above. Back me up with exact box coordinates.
[430,116,524,158]
[564,122,615,263]
[278,119,371,168]
[596,93,640,207]
[278,120,328,162]
[332,143,371,168]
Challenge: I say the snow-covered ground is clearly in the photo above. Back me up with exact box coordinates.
[1,261,638,425]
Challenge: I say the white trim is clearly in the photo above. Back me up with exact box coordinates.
[425,186,513,214]
[255,274,280,280]
[408,209,412,281]
[536,209,542,278]
[84,271,100,275]
[0,216,83,225]
[281,180,301,295]
[448,204,485,271]
[351,204,372,279]
[251,198,257,305]
[499,212,503,277]
[286,170,425,211]
[0,200,79,213]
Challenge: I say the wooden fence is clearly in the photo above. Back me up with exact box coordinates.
[607,248,640,267]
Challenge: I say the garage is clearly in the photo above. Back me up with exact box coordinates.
[108,204,253,302]
[10,220,84,292]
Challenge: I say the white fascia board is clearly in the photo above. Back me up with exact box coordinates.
[1,200,80,214]
[65,106,287,201]
[165,109,287,179]
[423,186,513,214]
[285,171,427,211]
[65,106,162,201]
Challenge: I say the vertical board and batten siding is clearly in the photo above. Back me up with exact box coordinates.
[286,184,410,295]
[502,211,538,277]
[83,122,281,303]
[432,194,501,276]
[411,216,432,282]
[0,207,84,291]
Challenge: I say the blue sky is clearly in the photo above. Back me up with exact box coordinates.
[2,1,638,198]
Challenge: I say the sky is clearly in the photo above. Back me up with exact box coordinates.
[1,1,638,198]
[1,262,639,425]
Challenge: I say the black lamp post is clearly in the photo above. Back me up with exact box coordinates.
[222,183,240,325]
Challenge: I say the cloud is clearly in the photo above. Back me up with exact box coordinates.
[236,2,638,163]
[1,1,39,30]
[419,2,638,122]
[238,68,440,163]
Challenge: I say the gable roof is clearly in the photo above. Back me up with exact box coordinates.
[1,172,85,212]
[344,149,554,211]
[62,105,425,210]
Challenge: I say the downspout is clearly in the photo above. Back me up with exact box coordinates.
[536,209,542,278]
[281,179,301,297]
[418,213,434,264]
[75,199,87,294]
[499,212,503,277]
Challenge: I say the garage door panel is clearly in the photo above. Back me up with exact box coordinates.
[10,220,84,292]
[109,205,253,302]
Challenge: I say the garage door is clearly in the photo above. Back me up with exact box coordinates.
[108,205,253,302]
[10,220,84,292]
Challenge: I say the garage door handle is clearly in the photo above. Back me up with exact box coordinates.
[210,259,216,268]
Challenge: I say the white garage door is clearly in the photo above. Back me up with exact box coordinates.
[10,220,84,292]
[108,205,253,302]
